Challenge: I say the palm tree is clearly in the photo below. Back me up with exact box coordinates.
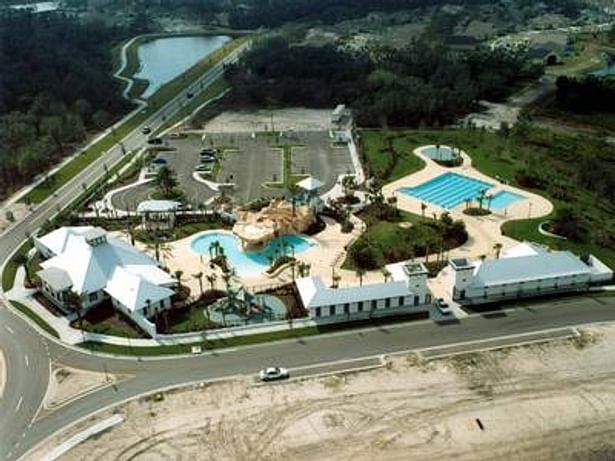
[493,242,503,259]
[382,268,391,283]
[206,273,217,290]
[342,175,356,200]
[174,270,184,290]
[155,165,178,198]
[192,272,204,296]
[13,253,31,285]
[486,193,494,211]
[356,268,366,287]
[476,189,487,210]
[64,291,83,326]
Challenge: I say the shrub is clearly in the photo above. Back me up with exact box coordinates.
[463,207,491,216]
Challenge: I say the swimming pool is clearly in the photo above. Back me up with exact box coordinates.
[489,190,526,209]
[398,172,492,209]
[190,232,317,277]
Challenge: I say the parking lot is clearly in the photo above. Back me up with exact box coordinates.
[111,131,354,210]
[111,135,216,211]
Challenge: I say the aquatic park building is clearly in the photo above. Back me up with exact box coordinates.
[296,262,430,320]
[447,242,613,305]
[34,226,176,336]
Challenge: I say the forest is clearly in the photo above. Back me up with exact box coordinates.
[226,36,543,127]
[0,10,133,199]
[555,75,615,113]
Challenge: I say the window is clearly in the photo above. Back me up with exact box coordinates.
[329,305,336,316]
[344,303,349,314]
[357,301,363,312]
[371,300,377,310]
[414,295,420,306]
[399,296,405,306]
[315,307,321,317]
[88,292,97,302]
[385,298,391,308]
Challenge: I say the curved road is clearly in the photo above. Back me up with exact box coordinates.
[0,40,249,460]
[1,38,614,461]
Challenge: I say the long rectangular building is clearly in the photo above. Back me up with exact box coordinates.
[447,242,612,305]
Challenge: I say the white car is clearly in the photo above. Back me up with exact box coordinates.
[259,367,289,382]
[435,298,452,315]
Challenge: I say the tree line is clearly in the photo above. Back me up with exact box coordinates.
[555,75,615,113]
[0,10,133,199]
[226,36,543,128]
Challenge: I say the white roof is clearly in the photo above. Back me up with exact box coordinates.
[296,176,324,192]
[296,276,414,309]
[37,227,175,311]
[137,200,180,214]
[471,246,592,288]
[36,226,95,256]
[500,242,545,259]
[137,200,181,213]
[106,268,174,313]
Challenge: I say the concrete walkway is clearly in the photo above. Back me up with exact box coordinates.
[0,348,5,399]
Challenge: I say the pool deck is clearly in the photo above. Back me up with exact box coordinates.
[382,144,553,262]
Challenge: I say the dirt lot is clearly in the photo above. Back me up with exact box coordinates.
[33,325,615,461]
[201,108,332,133]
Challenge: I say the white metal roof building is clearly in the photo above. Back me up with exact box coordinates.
[448,242,613,305]
[35,227,176,335]
[296,262,430,319]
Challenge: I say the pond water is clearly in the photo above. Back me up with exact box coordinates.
[134,35,231,98]
[591,66,615,78]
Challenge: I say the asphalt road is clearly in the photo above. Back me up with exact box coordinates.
[0,295,613,459]
[0,41,250,460]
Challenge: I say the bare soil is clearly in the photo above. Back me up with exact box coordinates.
[33,325,615,461]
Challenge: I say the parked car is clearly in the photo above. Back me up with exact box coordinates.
[195,164,213,173]
[147,137,163,145]
[200,148,216,156]
[259,367,289,382]
[435,298,452,315]
[141,126,151,135]
[200,155,215,163]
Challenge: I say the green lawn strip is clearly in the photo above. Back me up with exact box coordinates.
[10,301,60,338]
[77,312,429,356]
[159,78,230,130]
[23,36,249,205]
[359,129,426,182]
[2,240,33,292]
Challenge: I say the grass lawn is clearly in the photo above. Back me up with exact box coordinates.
[162,304,219,334]
[2,240,33,292]
[343,204,467,271]
[359,129,426,182]
[10,301,60,338]
[74,301,148,339]
[359,127,615,269]
[78,311,429,356]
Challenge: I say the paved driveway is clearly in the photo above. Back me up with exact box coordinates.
[290,131,354,193]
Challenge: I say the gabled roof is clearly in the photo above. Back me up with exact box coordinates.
[296,276,414,309]
[37,226,175,311]
[471,250,591,288]
[38,267,72,292]
[137,200,180,214]
[106,268,174,312]
[296,176,324,192]
[36,226,95,256]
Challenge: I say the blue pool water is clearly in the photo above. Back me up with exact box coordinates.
[398,172,492,209]
[489,191,526,209]
[190,232,316,277]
